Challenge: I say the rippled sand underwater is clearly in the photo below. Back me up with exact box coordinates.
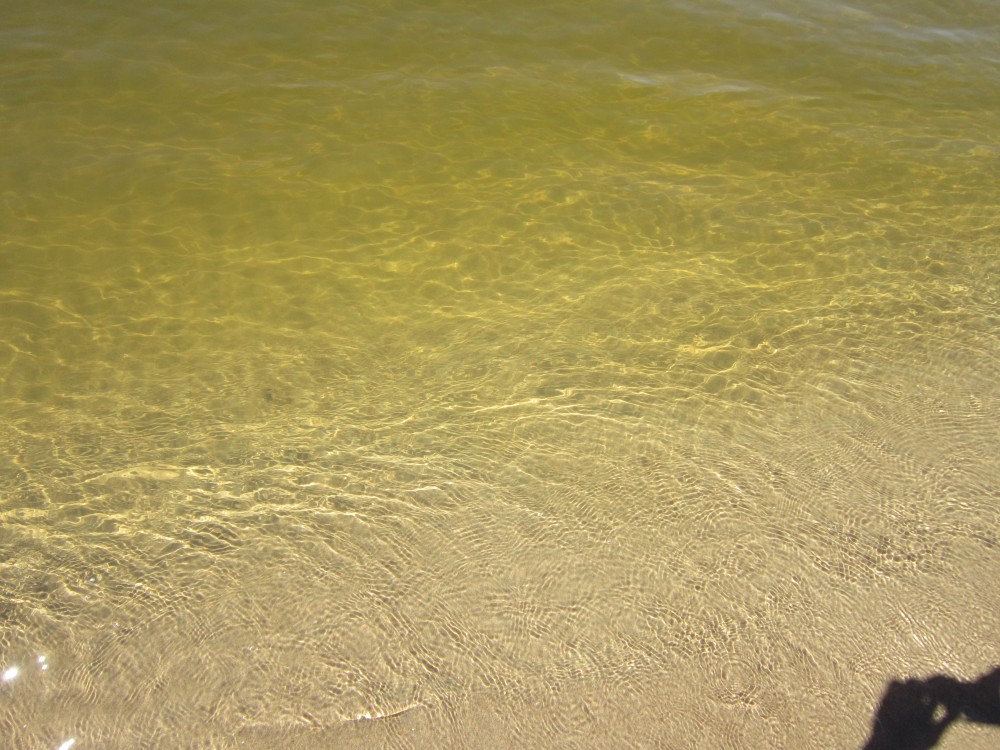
[2,0,1000,748]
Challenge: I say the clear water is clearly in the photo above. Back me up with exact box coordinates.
[1,0,999,747]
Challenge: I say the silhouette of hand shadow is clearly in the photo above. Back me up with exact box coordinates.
[862,666,1000,750]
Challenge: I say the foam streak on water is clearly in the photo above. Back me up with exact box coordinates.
[1,0,999,747]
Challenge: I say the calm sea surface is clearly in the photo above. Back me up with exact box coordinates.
[2,1,999,747]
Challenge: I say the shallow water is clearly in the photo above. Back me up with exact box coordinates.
[2,0,999,747]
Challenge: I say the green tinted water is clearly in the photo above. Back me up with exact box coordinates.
[2,1,999,747]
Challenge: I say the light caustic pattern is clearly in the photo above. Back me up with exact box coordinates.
[1,0,1000,748]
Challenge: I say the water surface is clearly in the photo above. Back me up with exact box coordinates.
[1,0,999,747]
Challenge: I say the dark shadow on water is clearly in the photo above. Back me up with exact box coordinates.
[861,666,1000,750]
